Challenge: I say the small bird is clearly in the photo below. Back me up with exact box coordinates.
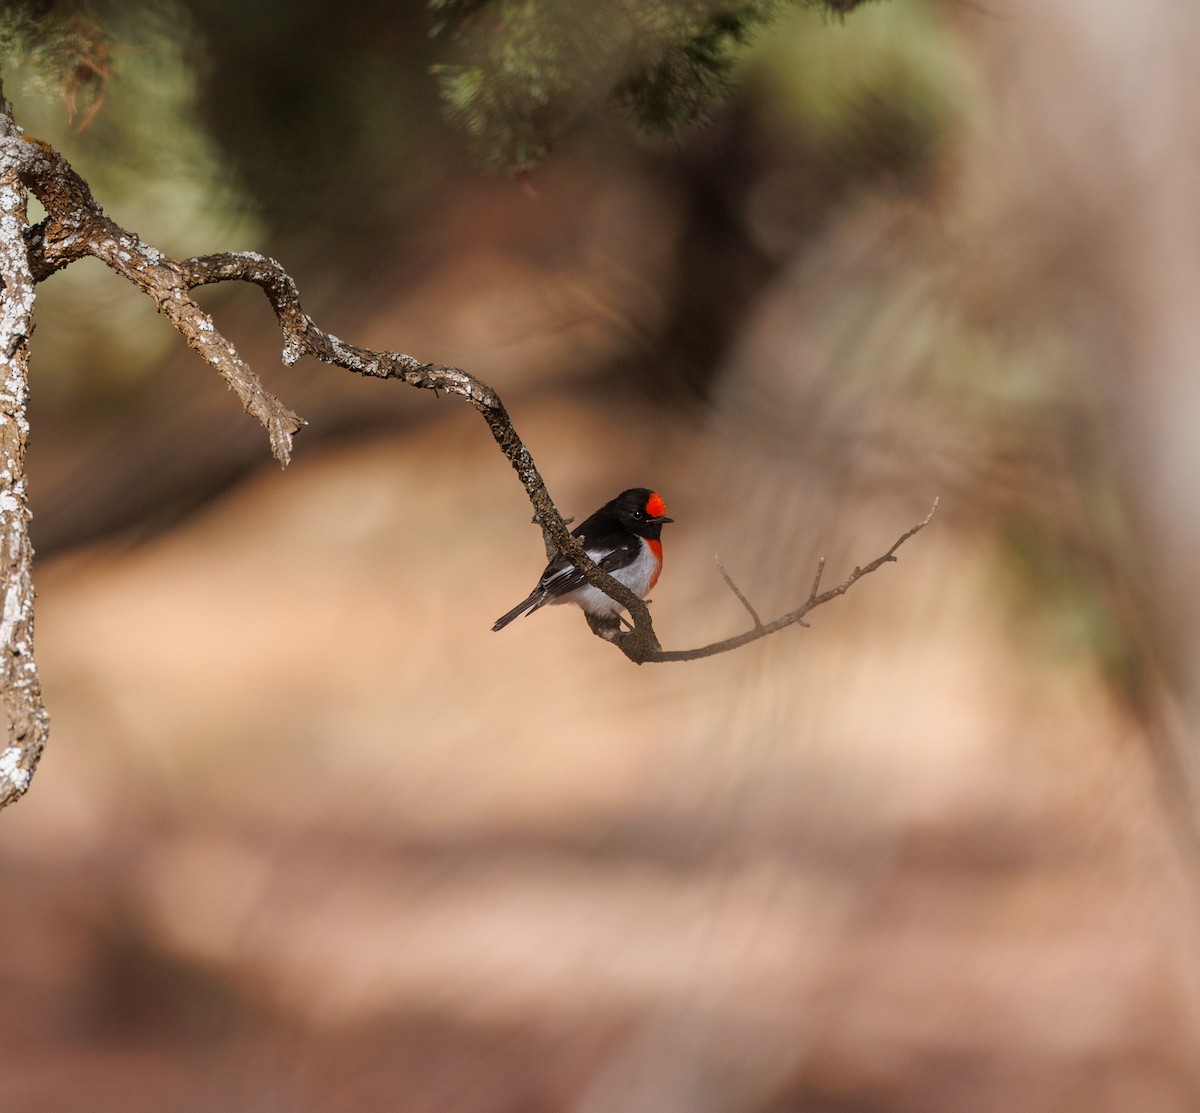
[492,488,673,632]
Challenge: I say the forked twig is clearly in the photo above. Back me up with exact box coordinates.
[632,500,939,664]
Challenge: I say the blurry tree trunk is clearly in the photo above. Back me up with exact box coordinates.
[960,0,1200,836]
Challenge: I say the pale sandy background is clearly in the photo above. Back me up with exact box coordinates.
[4,2,1200,1110]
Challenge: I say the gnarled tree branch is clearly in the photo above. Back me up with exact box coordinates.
[1,94,661,674]
[0,87,937,806]
[176,250,660,656]
[11,129,304,464]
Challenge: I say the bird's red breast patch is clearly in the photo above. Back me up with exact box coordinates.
[647,538,663,589]
[646,492,667,518]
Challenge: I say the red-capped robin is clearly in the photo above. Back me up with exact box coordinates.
[492,488,673,632]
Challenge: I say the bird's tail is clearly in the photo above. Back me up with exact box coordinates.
[491,593,544,632]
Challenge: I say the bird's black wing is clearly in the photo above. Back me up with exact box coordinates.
[536,522,641,600]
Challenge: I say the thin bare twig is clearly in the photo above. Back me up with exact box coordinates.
[715,555,763,628]
[636,500,939,664]
[810,555,826,597]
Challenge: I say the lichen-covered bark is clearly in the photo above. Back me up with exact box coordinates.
[0,107,48,807]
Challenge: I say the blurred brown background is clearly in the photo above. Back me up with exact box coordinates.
[4,1,1200,1110]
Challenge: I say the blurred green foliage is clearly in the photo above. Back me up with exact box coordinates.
[180,1,447,245]
[743,0,963,163]
[0,0,262,402]
[0,0,953,409]
[0,1,110,107]
[431,0,777,168]
[429,0,899,169]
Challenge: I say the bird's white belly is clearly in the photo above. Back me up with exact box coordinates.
[555,539,659,615]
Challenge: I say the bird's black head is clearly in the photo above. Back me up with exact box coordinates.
[608,488,674,539]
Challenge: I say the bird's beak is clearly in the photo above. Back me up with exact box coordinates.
[658,515,674,524]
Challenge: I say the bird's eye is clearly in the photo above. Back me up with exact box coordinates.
[632,509,643,519]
